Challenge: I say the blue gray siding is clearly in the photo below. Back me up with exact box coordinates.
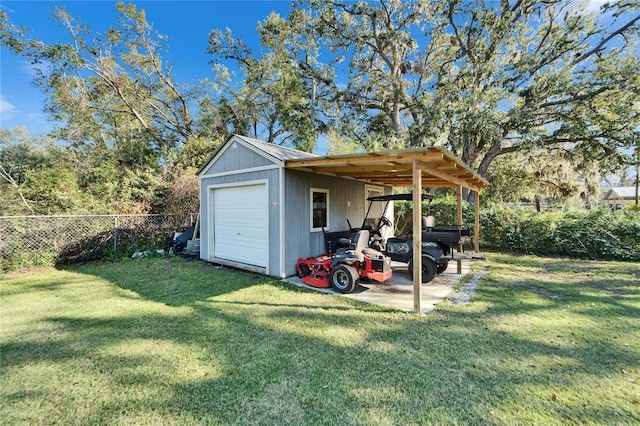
[200,140,276,176]
[199,137,393,278]
[282,169,392,276]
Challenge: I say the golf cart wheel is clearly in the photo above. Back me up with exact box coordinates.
[297,263,311,278]
[437,260,449,274]
[330,265,359,294]
[407,257,438,283]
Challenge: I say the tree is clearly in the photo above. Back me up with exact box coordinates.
[0,126,87,215]
[207,10,326,151]
[244,0,639,198]
[1,3,227,214]
[0,3,213,157]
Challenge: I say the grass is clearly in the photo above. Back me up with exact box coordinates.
[1,254,639,425]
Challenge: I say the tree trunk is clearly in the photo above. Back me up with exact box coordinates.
[635,164,639,206]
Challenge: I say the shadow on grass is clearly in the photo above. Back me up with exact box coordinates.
[2,255,639,424]
[21,298,636,424]
[70,257,273,306]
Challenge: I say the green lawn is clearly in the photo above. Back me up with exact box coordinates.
[1,254,638,425]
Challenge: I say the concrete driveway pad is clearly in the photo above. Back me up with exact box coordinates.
[284,260,474,314]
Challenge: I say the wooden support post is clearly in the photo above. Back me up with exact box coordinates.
[474,190,480,255]
[456,185,463,274]
[413,160,422,314]
[456,185,463,227]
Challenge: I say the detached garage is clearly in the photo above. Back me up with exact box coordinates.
[198,134,487,280]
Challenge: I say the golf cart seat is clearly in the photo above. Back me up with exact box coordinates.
[423,215,436,229]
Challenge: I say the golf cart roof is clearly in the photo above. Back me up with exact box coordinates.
[367,193,434,202]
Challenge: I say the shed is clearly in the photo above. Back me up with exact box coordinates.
[199,134,487,280]
[198,135,395,277]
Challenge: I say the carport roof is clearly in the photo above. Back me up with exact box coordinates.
[285,146,488,191]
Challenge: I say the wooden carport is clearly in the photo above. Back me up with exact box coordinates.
[285,146,489,314]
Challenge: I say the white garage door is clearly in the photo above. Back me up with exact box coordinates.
[213,184,268,268]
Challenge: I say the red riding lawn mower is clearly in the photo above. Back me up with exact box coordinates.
[295,229,393,294]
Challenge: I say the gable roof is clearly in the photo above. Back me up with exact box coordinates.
[233,135,317,161]
[604,186,637,200]
[197,134,317,175]
[198,135,488,191]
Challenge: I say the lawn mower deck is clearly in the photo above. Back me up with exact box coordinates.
[296,255,332,288]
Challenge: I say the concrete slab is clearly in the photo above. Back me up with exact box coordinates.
[284,260,474,314]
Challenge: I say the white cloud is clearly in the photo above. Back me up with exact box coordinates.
[579,0,611,14]
[27,112,48,123]
[0,95,18,120]
[21,60,51,78]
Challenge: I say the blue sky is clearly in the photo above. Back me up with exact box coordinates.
[0,0,613,137]
[0,1,292,134]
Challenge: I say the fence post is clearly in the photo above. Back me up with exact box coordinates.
[113,216,119,251]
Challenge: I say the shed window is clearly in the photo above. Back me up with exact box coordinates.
[311,188,329,231]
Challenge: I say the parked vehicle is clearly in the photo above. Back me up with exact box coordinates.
[296,229,392,294]
[363,193,471,283]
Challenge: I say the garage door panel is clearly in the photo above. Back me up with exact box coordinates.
[213,184,268,268]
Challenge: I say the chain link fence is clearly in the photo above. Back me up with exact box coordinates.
[0,213,196,271]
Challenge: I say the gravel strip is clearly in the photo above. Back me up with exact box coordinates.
[449,267,489,305]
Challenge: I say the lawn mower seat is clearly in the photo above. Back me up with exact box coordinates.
[331,229,369,265]
[352,230,370,261]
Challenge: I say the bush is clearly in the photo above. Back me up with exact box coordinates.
[394,203,640,261]
[0,248,56,272]
[479,206,640,261]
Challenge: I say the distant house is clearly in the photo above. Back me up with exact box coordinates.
[603,186,638,211]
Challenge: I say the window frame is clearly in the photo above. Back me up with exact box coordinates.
[310,188,330,232]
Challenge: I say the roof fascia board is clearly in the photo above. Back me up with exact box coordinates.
[435,147,489,186]
[199,164,281,180]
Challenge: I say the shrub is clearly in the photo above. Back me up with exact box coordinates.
[0,247,56,272]
[479,206,639,261]
[394,203,640,261]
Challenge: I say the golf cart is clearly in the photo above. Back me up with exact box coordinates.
[363,193,471,283]
[295,228,393,294]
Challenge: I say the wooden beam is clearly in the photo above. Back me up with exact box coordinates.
[419,163,480,191]
[456,185,463,255]
[347,170,409,177]
[435,161,458,170]
[413,160,422,314]
[317,164,402,173]
[370,180,455,188]
[286,151,444,168]
[457,185,463,226]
